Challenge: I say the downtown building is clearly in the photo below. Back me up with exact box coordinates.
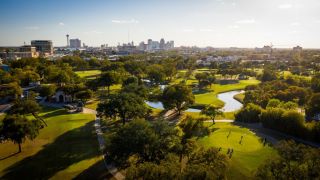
[0,45,39,60]
[31,40,53,55]
[70,38,81,49]
[139,38,174,52]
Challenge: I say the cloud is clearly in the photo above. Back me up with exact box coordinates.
[59,22,65,26]
[314,20,320,23]
[200,29,213,32]
[290,22,301,26]
[236,19,255,24]
[25,26,39,30]
[278,4,293,9]
[111,19,139,24]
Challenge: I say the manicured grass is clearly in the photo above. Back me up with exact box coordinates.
[0,107,105,179]
[0,114,4,121]
[185,111,235,120]
[85,84,122,110]
[75,70,101,79]
[85,99,100,110]
[194,79,260,107]
[234,93,245,103]
[198,122,276,179]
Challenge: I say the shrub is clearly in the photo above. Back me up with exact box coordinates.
[261,108,309,139]
[235,103,262,123]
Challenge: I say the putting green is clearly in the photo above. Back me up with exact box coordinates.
[198,122,276,178]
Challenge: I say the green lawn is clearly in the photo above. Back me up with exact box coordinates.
[0,107,107,179]
[85,84,122,110]
[85,99,100,110]
[194,79,260,107]
[173,69,260,107]
[0,114,4,121]
[234,93,245,103]
[198,122,276,179]
[75,70,101,79]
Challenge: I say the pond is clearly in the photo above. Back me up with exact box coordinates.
[146,90,244,113]
[145,101,201,112]
[217,90,244,112]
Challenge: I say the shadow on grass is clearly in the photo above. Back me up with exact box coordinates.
[192,89,213,95]
[40,108,67,119]
[74,159,112,180]
[232,121,278,146]
[0,152,20,161]
[1,121,101,179]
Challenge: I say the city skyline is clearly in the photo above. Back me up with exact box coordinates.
[1,0,320,48]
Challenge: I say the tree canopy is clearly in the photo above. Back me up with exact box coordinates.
[161,84,195,114]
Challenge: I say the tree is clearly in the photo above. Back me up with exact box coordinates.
[183,147,229,179]
[126,148,229,180]
[124,61,145,79]
[161,58,177,81]
[306,93,320,120]
[0,69,17,84]
[99,72,121,95]
[106,119,179,166]
[122,76,138,87]
[0,115,41,152]
[255,140,320,179]
[55,71,71,85]
[121,83,148,99]
[75,89,93,104]
[266,99,281,109]
[8,99,47,126]
[260,108,306,138]
[260,69,277,82]
[311,73,320,92]
[0,82,22,99]
[207,74,216,88]
[178,116,210,163]
[88,57,101,68]
[200,105,223,124]
[161,84,195,115]
[235,103,262,123]
[126,154,181,180]
[147,64,166,85]
[97,93,149,125]
[39,84,57,101]
[195,72,207,84]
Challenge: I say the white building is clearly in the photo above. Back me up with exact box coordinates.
[70,39,81,48]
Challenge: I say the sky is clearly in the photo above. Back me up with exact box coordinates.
[0,0,320,48]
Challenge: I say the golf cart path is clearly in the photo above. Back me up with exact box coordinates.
[38,103,124,180]
[83,108,125,180]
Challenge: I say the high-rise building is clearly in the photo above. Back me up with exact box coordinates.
[169,41,174,49]
[138,41,146,51]
[70,39,81,48]
[145,38,174,51]
[31,40,53,55]
[160,38,165,49]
